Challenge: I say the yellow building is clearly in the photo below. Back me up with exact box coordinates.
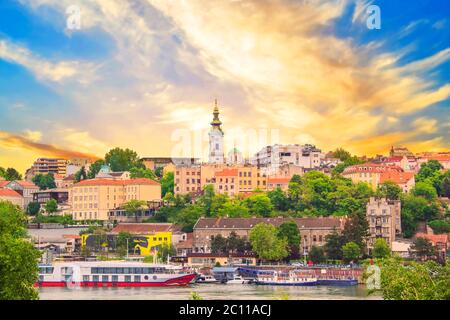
[71,178,161,221]
[341,164,405,190]
[81,231,172,256]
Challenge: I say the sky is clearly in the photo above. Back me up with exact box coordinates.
[0,0,449,174]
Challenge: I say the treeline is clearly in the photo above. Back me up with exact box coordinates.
[0,167,22,181]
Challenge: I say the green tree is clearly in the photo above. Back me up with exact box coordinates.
[87,159,105,179]
[26,202,40,216]
[416,160,443,182]
[129,167,157,180]
[116,231,133,257]
[268,188,290,211]
[428,220,450,234]
[277,221,300,257]
[308,246,326,264]
[324,229,344,260]
[217,200,250,218]
[377,181,402,200]
[0,201,41,300]
[3,168,22,181]
[342,242,360,262]
[372,238,391,259]
[411,237,437,261]
[211,234,228,254]
[249,223,288,261]
[198,185,215,216]
[161,172,174,197]
[341,210,369,253]
[32,173,56,190]
[44,199,58,214]
[157,243,176,263]
[377,258,450,300]
[245,194,273,217]
[105,147,144,172]
[172,204,204,232]
[0,167,5,179]
[123,200,147,222]
[74,166,88,182]
[412,182,438,201]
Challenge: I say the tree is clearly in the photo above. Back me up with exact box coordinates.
[172,204,204,232]
[129,167,157,180]
[341,210,369,253]
[308,246,325,263]
[342,242,360,263]
[416,160,443,183]
[245,194,273,217]
[87,159,105,179]
[3,168,22,181]
[0,201,41,299]
[249,223,288,261]
[157,243,176,263]
[377,258,450,300]
[123,200,147,222]
[32,173,56,190]
[412,182,438,201]
[277,221,300,258]
[217,200,250,218]
[44,199,58,214]
[324,229,344,260]
[74,166,87,182]
[428,220,450,234]
[26,202,40,216]
[116,231,133,257]
[161,172,174,197]
[211,234,228,254]
[0,167,5,179]
[268,188,290,211]
[377,181,402,200]
[411,237,437,261]
[372,238,391,259]
[105,147,144,172]
[198,185,215,216]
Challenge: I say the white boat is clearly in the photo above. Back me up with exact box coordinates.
[36,261,196,287]
[225,275,253,284]
[255,269,318,286]
[196,275,218,283]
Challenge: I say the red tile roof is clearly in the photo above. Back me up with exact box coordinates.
[0,181,9,188]
[74,178,160,187]
[194,217,345,230]
[0,189,23,198]
[380,171,415,184]
[267,177,291,184]
[415,233,448,246]
[215,168,239,177]
[343,164,403,174]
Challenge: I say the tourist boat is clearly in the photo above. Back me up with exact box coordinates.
[36,261,197,287]
[195,275,219,284]
[255,269,318,286]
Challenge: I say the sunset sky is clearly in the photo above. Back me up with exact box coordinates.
[1,0,449,174]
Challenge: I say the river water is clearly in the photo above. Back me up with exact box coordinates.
[39,284,381,300]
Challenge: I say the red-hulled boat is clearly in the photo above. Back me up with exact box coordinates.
[36,261,196,287]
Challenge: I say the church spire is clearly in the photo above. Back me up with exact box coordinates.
[211,99,222,131]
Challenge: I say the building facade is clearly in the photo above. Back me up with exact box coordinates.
[29,158,69,176]
[70,178,161,221]
[366,197,402,250]
[0,189,24,208]
[0,180,39,208]
[192,217,346,255]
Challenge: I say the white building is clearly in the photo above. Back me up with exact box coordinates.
[251,144,324,175]
[208,100,225,164]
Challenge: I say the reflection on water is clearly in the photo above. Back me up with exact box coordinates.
[39,284,382,300]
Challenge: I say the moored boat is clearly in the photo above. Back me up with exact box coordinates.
[195,275,219,283]
[36,261,197,287]
[255,269,318,286]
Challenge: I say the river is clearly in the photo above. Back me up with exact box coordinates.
[39,284,382,300]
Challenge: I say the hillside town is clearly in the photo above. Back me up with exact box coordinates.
[1,102,449,271]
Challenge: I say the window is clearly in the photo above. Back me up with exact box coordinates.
[93,275,99,282]
[125,275,131,282]
[112,275,118,282]
[134,275,141,282]
[83,275,89,282]
[102,275,109,282]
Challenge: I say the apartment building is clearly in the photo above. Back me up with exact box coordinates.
[366,197,402,250]
[70,178,161,221]
[29,158,69,176]
[251,144,324,175]
[342,163,410,191]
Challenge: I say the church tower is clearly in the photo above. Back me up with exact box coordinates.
[208,99,225,164]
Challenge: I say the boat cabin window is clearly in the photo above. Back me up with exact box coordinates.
[39,267,54,274]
